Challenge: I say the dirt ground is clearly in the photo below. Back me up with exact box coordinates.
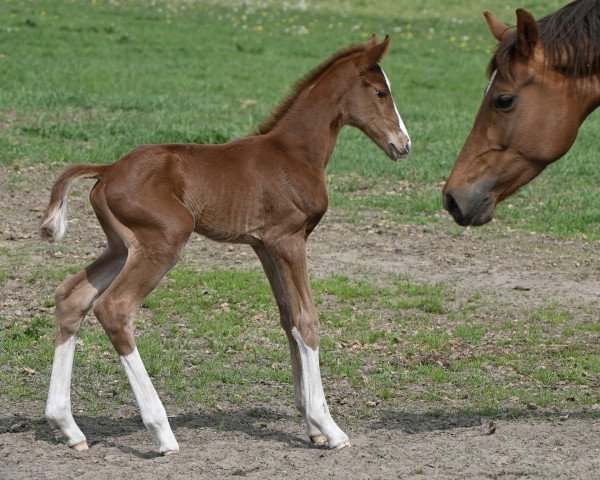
[1,165,600,479]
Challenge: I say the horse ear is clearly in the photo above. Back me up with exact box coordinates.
[357,35,391,73]
[483,11,509,42]
[516,8,540,58]
[365,34,378,48]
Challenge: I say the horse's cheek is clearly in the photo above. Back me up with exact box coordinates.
[485,122,510,151]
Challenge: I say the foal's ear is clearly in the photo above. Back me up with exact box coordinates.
[483,11,509,42]
[515,8,540,59]
[365,34,378,48]
[357,35,391,73]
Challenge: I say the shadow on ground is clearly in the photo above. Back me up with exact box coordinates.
[3,404,598,458]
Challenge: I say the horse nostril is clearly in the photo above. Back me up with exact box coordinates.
[405,140,411,153]
[444,192,466,225]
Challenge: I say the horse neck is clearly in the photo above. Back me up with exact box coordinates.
[269,78,347,171]
[574,74,600,121]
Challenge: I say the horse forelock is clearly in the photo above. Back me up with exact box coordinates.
[488,0,600,82]
[256,43,368,135]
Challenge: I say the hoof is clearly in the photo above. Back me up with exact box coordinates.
[310,434,327,445]
[334,440,351,450]
[72,441,89,452]
[162,449,179,456]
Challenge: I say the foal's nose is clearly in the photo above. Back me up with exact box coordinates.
[390,139,411,159]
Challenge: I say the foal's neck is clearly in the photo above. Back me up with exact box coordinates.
[269,78,347,171]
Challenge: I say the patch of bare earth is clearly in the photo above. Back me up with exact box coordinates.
[1,165,600,479]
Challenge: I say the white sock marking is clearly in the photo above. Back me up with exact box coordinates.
[120,349,179,453]
[381,67,411,143]
[291,327,349,447]
[46,336,87,446]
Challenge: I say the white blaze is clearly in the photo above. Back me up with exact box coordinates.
[486,69,498,95]
[381,67,410,144]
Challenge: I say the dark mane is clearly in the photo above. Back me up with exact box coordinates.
[256,43,366,134]
[488,0,600,80]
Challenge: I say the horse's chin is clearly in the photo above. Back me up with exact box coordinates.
[448,210,493,227]
[468,212,494,226]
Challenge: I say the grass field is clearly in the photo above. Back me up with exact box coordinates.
[1,0,598,238]
[3,261,599,417]
[1,0,599,427]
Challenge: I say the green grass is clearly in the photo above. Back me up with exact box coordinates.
[2,267,599,416]
[1,0,599,238]
[2,0,599,425]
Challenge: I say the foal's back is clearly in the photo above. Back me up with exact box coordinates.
[90,135,327,245]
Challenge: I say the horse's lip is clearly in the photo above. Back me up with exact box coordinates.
[389,143,409,161]
[467,196,493,226]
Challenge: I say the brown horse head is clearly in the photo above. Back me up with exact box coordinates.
[443,2,600,226]
[257,35,410,162]
[346,35,411,160]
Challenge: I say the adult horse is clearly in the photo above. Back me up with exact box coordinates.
[39,36,411,454]
[443,0,600,225]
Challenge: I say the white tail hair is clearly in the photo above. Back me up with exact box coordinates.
[40,200,69,241]
[40,164,107,242]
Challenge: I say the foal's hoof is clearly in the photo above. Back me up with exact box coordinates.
[162,449,179,456]
[333,440,351,450]
[72,441,89,452]
[310,434,327,445]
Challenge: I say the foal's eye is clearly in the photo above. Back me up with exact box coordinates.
[493,94,516,112]
[376,90,388,98]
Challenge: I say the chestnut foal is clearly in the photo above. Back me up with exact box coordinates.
[40,36,410,454]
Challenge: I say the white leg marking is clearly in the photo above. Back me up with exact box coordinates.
[291,327,350,448]
[46,335,87,448]
[381,67,411,145]
[120,349,179,454]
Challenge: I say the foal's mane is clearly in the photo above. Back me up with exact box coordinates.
[256,43,367,134]
[489,0,600,80]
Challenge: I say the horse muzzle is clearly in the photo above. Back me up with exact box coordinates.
[443,186,494,227]
[388,140,410,161]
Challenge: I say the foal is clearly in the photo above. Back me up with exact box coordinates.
[40,36,411,453]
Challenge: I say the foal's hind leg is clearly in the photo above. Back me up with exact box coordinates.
[46,242,127,450]
[92,200,193,454]
[93,247,186,453]
[253,240,350,449]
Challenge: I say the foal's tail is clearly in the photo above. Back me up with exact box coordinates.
[40,164,108,242]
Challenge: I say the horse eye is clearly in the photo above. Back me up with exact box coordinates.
[376,90,388,98]
[493,94,516,111]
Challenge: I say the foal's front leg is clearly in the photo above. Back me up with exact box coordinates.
[257,239,350,449]
[253,245,324,444]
